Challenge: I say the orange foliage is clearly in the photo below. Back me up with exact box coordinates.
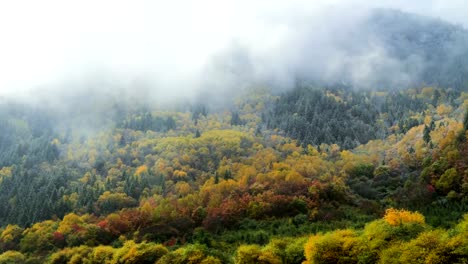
[135,165,148,176]
[383,208,425,226]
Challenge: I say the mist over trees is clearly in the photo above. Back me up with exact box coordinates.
[0,3,468,263]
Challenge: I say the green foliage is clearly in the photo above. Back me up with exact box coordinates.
[263,237,307,264]
[264,87,381,149]
[263,87,435,149]
[423,125,431,143]
[96,192,138,214]
[231,112,244,126]
[156,244,223,264]
[117,112,177,132]
[0,225,23,251]
[112,240,168,264]
[379,228,468,263]
[48,245,92,264]
[0,250,26,264]
[303,229,360,264]
[89,245,115,263]
[20,221,58,253]
[347,164,374,179]
[436,168,460,194]
[235,244,281,264]
[361,220,417,262]
[0,84,467,263]
[463,107,468,131]
[301,210,468,263]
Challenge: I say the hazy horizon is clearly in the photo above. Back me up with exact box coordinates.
[1,0,467,103]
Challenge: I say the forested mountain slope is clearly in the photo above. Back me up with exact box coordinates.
[263,86,462,148]
[301,9,468,90]
[367,9,468,90]
[0,85,467,263]
[1,7,468,264]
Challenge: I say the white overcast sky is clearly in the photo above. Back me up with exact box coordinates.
[0,0,466,98]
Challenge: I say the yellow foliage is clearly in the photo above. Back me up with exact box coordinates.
[307,145,320,156]
[0,167,12,180]
[436,104,453,116]
[135,165,148,176]
[325,91,343,102]
[79,172,92,184]
[329,144,341,158]
[173,170,188,179]
[383,208,425,226]
[285,170,304,183]
[238,166,257,187]
[90,245,114,263]
[201,256,222,264]
[272,162,290,171]
[174,182,192,196]
[304,229,359,264]
[0,250,26,263]
[57,213,84,234]
[421,87,434,98]
[235,244,281,264]
[280,142,302,154]
[424,115,432,125]
[51,138,61,146]
[0,225,22,244]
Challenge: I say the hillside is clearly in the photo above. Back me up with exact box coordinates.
[366,9,468,90]
[0,85,466,263]
[295,9,468,90]
[0,6,468,264]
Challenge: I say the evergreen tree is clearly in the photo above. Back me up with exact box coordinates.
[231,112,243,126]
[464,107,468,131]
[423,125,431,143]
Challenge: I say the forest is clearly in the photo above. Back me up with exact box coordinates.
[1,4,468,264]
[0,85,466,263]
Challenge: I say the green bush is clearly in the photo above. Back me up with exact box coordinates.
[0,251,26,264]
[112,240,168,264]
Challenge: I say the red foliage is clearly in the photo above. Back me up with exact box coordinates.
[164,237,177,247]
[105,214,131,236]
[119,209,144,229]
[52,231,65,242]
[272,180,310,196]
[97,220,108,229]
[426,184,436,193]
[72,223,83,233]
[203,194,251,231]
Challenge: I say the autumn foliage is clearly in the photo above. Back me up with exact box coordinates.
[0,87,466,262]
[383,208,425,226]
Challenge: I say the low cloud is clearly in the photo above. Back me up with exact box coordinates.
[0,0,467,104]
